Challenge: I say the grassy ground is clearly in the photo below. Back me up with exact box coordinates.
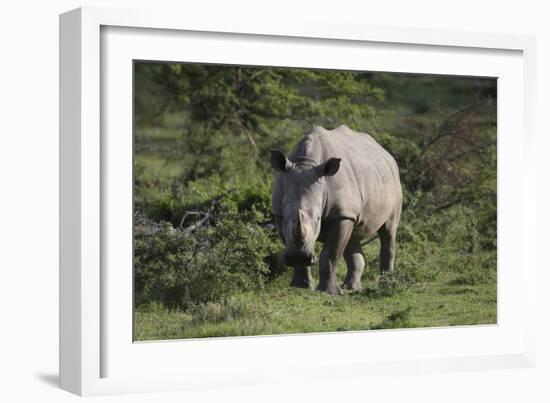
[134,248,496,341]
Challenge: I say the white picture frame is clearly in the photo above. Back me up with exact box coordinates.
[59,6,537,396]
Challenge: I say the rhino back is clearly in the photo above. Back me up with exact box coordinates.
[273,125,402,237]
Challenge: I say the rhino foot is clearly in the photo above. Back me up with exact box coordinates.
[290,267,314,290]
[317,284,343,295]
[290,279,315,290]
[341,282,362,292]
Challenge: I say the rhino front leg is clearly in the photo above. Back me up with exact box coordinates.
[342,235,365,291]
[290,266,314,290]
[318,219,354,295]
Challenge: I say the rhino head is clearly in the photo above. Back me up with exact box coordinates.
[270,149,341,267]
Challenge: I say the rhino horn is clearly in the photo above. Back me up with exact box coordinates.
[296,209,308,242]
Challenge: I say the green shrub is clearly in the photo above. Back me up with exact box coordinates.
[376,271,410,296]
[134,204,278,309]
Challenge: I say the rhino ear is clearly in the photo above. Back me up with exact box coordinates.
[270,149,294,172]
[316,157,341,177]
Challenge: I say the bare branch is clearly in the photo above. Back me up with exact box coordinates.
[179,211,203,230]
[182,211,213,234]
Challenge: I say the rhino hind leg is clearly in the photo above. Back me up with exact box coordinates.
[342,236,365,291]
[290,266,314,290]
[378,215,399,273]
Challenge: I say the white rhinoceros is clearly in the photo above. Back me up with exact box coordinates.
[271,125,402,294]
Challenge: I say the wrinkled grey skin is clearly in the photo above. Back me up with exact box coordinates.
[271,125,402,295]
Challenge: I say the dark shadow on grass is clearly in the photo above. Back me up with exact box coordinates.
[370,307,414,330]
[35,373,59,388]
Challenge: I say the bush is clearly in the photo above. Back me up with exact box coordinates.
[134,199,279,309]
[359,202,496,299]
[133,177,287,309]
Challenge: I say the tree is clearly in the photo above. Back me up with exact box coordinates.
[135,63,384,151]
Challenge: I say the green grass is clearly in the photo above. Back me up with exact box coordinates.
[134,259,496,341]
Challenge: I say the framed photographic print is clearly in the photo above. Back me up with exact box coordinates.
[60,6,537,396]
